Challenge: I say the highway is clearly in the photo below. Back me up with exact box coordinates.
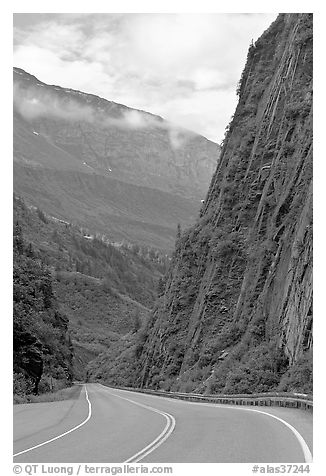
[13,383,313,463]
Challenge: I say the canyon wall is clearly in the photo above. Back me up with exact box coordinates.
[138,14,313,394]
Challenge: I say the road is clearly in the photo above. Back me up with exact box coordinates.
[13,383,313,463]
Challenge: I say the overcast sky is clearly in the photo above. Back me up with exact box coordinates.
[13,13,277,143]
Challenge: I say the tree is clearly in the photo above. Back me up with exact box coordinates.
[14,222,24,254]
[176,223,182,240]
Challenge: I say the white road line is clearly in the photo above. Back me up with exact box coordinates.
[98,384,176,463]
[241,408,313,463]
[184,402,313,463]
[106,387,312,463]
[13,385,92,458]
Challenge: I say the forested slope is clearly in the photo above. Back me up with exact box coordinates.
[13,223,74,398]
[13,196,165,392]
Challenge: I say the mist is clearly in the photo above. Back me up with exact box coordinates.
[13,82,194,149]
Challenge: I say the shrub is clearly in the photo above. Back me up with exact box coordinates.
[36,208,48,224]
[278,352,312,393]
[179,381,196,393]
[210,342,287,394]
[13,372,34,396]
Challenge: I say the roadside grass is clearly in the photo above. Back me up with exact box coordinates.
[13,384,83,405]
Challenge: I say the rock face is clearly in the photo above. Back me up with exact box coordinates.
[138,14,313,394]
[13,68,219,251]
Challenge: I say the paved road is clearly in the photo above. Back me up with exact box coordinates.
[13,383,313,463]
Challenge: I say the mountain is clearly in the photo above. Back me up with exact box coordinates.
[13,68,220,251]
[88,14,313,394]
[13,195,167,387]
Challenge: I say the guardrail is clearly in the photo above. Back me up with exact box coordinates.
[99,383,313,412]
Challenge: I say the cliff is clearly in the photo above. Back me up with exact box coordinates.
[137,14,313,394]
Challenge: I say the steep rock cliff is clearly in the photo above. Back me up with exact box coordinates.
[138,14,313,394]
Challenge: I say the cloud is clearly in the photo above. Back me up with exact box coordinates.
[167,128,193,149]
[13,13,277,142]
[13,45,114,96]
[13,82,95,122]
[13,80,192,149]
[153,88,238,144]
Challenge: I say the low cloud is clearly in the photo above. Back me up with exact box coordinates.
[13,83,95,122]
[13,81,193,149]
[13,13,277,142]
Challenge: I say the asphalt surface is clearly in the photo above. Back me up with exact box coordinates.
[13,383,313,463]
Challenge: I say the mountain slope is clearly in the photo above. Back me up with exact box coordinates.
[89,14,313,394]
[13,223,74,398]
[13,68,220,251]
[13,195,166,381]
[13,164,201,251]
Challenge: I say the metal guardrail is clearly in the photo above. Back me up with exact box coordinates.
[100,383,313,412]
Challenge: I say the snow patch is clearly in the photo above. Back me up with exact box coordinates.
[51,216,70,225]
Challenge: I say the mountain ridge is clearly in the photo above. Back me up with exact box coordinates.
[13,67,220,251]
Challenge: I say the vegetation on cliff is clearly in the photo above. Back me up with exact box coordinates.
[13,222,73,402]
[89,14,313,395]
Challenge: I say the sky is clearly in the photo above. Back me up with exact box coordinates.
[13,13,277,143]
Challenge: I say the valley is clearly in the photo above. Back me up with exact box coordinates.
[13,13,312,407]
[13,195,164,396]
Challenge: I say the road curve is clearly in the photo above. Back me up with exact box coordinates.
[13,383,313,463]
